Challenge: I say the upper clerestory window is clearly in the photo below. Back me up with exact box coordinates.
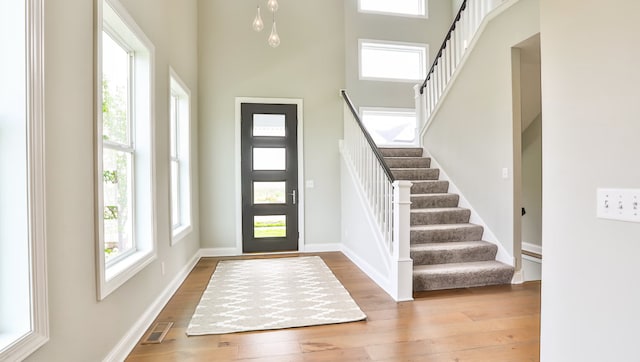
[358,0,428,18]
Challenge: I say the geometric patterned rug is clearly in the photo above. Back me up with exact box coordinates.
[186,256,366,335]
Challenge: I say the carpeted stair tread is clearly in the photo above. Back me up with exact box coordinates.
[384,157,431,168]
[411,193,460,208]
[391,168,439,180]
[379,148,423,157]
[411,180,449,194]
[410,223,484,243]
[410,241,498,265]
[413,261,514,291]
[411,207,471,225]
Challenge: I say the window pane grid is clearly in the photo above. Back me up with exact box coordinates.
[102,30,133,147]
[102,148,135,264]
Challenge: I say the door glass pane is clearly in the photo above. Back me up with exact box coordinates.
[253,148,286,170]
[254,215,286,238]
[254,182,286,204]
[253,114,285,137]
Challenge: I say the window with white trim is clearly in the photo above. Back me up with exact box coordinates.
[0,0,49,359]
[169,69,192,244]
[358,0,428,18]
[359,40,428,82]
[361,108,418,146]
[97,0,156,300]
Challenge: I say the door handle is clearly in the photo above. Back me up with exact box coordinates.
[291,190,297,205]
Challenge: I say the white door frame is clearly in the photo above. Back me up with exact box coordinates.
[234,97,305,254]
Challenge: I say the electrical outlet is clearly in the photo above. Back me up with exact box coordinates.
[502,168,509,179]
[597,188,640,223]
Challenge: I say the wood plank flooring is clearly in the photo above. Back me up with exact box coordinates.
[127,252,540,361]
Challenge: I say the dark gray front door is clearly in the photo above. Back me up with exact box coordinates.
[241,103,298,253]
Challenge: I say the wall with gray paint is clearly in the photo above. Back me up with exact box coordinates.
[540,0,640,360]
[522,115,542,247]
[198,0,345,250]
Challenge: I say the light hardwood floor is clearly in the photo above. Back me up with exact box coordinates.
[127,252,540,361]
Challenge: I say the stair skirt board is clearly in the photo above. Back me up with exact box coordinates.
[379,147,515,293]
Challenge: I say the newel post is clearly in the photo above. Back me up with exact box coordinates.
[391,180,413,301]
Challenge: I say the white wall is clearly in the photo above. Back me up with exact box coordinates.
[198,0,345,250]
[26,0,200,360]
[540,0,640,360]
[422,0,539,258]
[344,0,453,109]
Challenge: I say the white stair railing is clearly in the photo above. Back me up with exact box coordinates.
[340,90,413,302]
[416,0,504,132]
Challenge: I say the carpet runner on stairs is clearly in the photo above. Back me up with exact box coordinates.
[379,147,514,292]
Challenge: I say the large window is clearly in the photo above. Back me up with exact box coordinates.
[0,0,48,359]
[361,108,418,146]
[359,0,428,18]
[359,40,428,82]
[169,69,192,244]
[97,0,156,300]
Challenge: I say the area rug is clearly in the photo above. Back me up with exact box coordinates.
[186,256,366,335]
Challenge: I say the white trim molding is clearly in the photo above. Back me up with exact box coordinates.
[234,97,305,254]
[0,0,50,359]
[95,0,158,301]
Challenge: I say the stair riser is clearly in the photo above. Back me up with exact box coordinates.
[385,158,431,168]
[413,268,514,291]
[411,195,459,209]
[411,245,497,265]
[411,226,483,243]
[392,169,439,180]
[411,181,449,194]
[411,209,471,225]
[379,148,423,157]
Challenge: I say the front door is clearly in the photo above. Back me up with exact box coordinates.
[241,103,298,253]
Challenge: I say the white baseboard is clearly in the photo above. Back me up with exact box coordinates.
[340,244,391,298]
[522,242,542,256]
[103,251,200,362]
[199,247,240,257]
[303,243,342,253]
[511,269,524,284]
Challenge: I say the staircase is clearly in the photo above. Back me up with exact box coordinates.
[380,147,514,292]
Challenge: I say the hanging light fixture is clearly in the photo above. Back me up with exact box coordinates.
[252,2,264,32]
[268,12,280,48]
[267,0,279,12]
[251,0,281,47]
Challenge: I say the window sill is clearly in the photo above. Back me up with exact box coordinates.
[171,224,193,246]
[100,249,156,300]
[0,330,49,361]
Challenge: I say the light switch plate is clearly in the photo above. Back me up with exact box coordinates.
[306,180,315,188]
[597,188,640,223]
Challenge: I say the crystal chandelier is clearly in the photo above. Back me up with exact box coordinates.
[252,0,280,48]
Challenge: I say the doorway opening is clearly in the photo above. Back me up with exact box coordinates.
[512,34,542,281]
